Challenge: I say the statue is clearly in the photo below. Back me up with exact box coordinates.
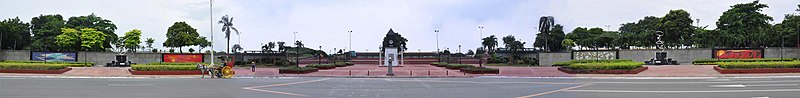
[645,31,679,65]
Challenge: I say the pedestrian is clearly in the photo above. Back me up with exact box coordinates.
[251,61,256,72]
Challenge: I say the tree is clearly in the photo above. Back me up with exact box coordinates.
[562,39,575,50]
[145,38,155,49]
[537,16,555,51]
[381,29,408,52]
[481,35,498,54]
[619,16,660,48]
[294,41,304,49]
[188,48,195,53]
[466,50,475,55]
[0,17,31,50]
[263,42,276,53]
[196,36,211,52]
[122,29,142,52]
[79,28,107,51]
[502,35,526,63]
[66,14,117,50]
[218,15,240,54]
[658,9,695,47]
[277,41,285,53]
[535,24,565,51]
[163,22,199,53]
[30,14,66,51]
[232,44,243,53]
[716,0,773,47]
[54,28,80,51]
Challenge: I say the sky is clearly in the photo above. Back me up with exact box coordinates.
[1,0,799,53]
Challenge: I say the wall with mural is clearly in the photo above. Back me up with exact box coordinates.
[572,50,618,60]
[30,52,77,62]
[713,49,763,59]
[162,54,204,62]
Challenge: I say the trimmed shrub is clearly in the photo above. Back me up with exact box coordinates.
[460,67,499,74]
[2,60,93,67]
[693,58,796,65]
[306,64,336,69]
[278,66,318,73]
[553,59,634,66]
[717,61,800,69]
[0,63,68,70]
[131,64,198,71]
[430,62,448,67]
[445,64,475,69]
[344,62,354,65]
[564,62,644,70]
[333,62,348,67]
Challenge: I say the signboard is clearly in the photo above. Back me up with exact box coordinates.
[30,52,78,62]
[572,50,619,60]
[162,54,204,62]
[713,48,763,59]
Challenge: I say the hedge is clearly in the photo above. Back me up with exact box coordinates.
[278,66,318,72]
[717,61,800,69]
[564,62,644,70]
[130,64,198,71]
[693,58,796,65]
[333,62,348,67]
[0,63,68,70]
[2,60,93,67]
[445,64,475,69]
[460,67,499,72]
[306,64,336,69]
[431,62,448,67]
[553,59,634,66]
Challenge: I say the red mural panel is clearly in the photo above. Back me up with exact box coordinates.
[163,54,204,62]
[714,49,762,59]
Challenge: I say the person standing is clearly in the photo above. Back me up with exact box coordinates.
[250,61,256,72]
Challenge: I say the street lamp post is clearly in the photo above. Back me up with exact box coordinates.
[434,29,440,62]
[319,46,322,64]
[209,0,215,66]
[387,40,395,76]
[347,30,353,62]
[294,32,298,67]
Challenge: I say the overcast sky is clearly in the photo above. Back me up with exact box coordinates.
[1,0,798,53]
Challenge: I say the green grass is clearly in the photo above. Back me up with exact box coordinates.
[130,64,198,71]
[0,63,69,70]
[553,59,634,66]
[692,58,796,65]
[564,62,644,70]
[717,61,800,69]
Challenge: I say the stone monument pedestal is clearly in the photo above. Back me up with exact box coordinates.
[645,51,678,65]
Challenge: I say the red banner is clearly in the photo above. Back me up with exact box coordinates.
[163,54,204,62]
[714,49,762,59]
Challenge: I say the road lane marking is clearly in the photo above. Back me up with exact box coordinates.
[516,83,593,98]
[710,84,798,88]
[242,78,330,97]
[565,89,800,93]
[107,84,154,86]
[385,79,583,85]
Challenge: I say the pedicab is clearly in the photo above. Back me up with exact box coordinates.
[199,56,235,79]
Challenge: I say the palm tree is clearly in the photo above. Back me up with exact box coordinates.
[481,35,498,54]
[263,42,275,53]
[218,15,239,54]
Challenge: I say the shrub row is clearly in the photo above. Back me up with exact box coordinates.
[0,63,69,70]
[278,66,318,73]
[445,64,475,69]
[306,64,336,69]
[333,62,354,67]
[553,59,634,66]
[717,61,800,69]
[2,60,93,67]
[460,67,499,74]
[430,62,448,67]
[564,62,644,70]
[130,64,198,71]
[693,58,796,65]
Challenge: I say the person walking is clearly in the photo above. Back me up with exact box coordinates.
[250,61,256,72]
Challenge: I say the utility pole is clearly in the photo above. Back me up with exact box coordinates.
[435,29,439,62]
[294,32,298,67]
[209,0,215,66]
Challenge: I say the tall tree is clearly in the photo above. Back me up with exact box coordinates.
[54,28,80,51]
[716,0,773,47]
[66,14,117,50]
[196,36,211,52]
[619,16,660,48]
[535,24,565,51]
[145,38,155,49]
[30,14,65,50]
[481,35,498,54]
[163,22,199,53]
[537,16,555,51]
[277,41,285,53]
[79,28,107,51]
[502,35,525,63]
[122,29,142,52]
[0,17,31,50]
[657,9,695,47]
[218,15,239,54]
[263,42,275,53]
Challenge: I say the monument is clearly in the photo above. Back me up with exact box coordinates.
[645,31,679,65]
[381,29,403,67]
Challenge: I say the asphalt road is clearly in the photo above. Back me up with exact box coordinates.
[2,76,800,98]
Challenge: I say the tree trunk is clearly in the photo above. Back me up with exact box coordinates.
[179,47,183,53]
[227,39,230,54]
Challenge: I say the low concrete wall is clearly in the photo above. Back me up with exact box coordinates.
[536,47,800,66]
[0,50,30,61]
[537,52,570,66]
[764,47,800,58]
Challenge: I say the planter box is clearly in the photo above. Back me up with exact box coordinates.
[278,69,318,74]
[714,66,800,74]
[460,69,499,74]
[0,68,72,74]
[558,67,648,74]
[129,69,202,75]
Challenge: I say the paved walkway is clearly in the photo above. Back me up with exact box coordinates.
[3,64,800,78]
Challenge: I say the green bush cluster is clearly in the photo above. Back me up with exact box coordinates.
[552,59,634,66]
[460,67,499,72]
[693,58,796,65]
[565,62,644,70]
[0,63,69,70]
[430,62,448,67]
[306,64,336,69]
[2,60,93,67]
[333,62,349,67]
[278,66,318,72]
[445,64,475,69]
[131,64,198,71]
[717,61,800,69]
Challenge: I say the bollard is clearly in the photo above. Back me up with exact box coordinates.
[446,71,449,76]
[367,71,370,76]
[410,70,412,76]
[349,70,352,76]
[428,70,431,76]
[463,71,466,75]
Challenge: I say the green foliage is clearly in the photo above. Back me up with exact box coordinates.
[460,67,499,72]
[716,0,773,47]
[219,15,240,53]
[305,64,335,69]
[1,60,93,67]
[566,27,617,48]
[122,29,142,52]
[445,64,475,69]
[54,28,80,51]
[561,39,575,50]
[30,14,66,51]
[333,62,348,67]
[534,24,566,51]
[382,29,408,51]
[196,36,210,52]
[692,58,796,65]
[717,61,800,69]
[565,62,644,70]
[66,14,117,50]
[79,28,107,51]
[163,22,199,53]
[657,9,695,47]
[481,35,498,53]
[0,17,32,50]
[0,63,68,70]
[131,64,198,71]
[553,59,635,66]
[188,48,195,53]
[278,66,317,72]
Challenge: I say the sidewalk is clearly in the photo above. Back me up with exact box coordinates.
[3,65,800,78]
